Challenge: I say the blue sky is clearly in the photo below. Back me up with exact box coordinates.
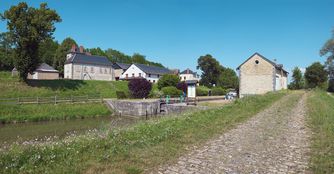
[1,0,334,76]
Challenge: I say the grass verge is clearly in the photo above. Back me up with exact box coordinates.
[0,91,287,173]
[0,103,111,123]
[307,90,334,173]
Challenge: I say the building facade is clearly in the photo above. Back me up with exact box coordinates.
[13,63,59,80]
[64,45,115,81]
[120,63,172,83]
[179,68,200,82]
[112,62,130,80]
[237,53,288,98]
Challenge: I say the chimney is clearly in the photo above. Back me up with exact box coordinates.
[79,46,84,53]
[186,68,190,74]
[71,44,77,52]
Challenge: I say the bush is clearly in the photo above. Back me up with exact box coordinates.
[328,79,334,92]
[161,86,182,96]
[176,82,187,93]
[211,87,226,96]
[196,86,210,96]
[128,79,152,98]
[157,74,179,90]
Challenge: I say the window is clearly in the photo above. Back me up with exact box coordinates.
[148,80,151,82]
[132,73,134,77]
[126,74,128,78]
[104,68,107,74]
[184,76,186,80]
[99,67,102,74]
[157,75,160,78]
[139,73,141,77]
[153,80,156,83]
[255,60,259,64]
[84,67,87,72]
[91,67,94,73]
[148,74,151,77]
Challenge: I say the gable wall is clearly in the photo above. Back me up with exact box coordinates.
[239,54,275,97]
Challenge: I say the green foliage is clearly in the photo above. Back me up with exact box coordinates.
[38,38,59,66]
[54,37,77,74]
[105,48,132,63]
[0,32,14,70]
[218,67,239,89]
[0,71,129,98]
[196,86,210,96]
[116,91,127,99]
[0,103,110,124]
[307,91,334,173]
[211,87,226,96]
[2,2,61,81]
[197,54,222,87]
[320,29,334,92]
[0,91,286,173]
[161,86,182,96]
[305,62,328,88]
[157,74,180,90]
[288,67,305,90]
[86,47,107,57]
[128,79,152,98]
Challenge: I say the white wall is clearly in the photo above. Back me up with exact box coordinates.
[179,73,200,82]
[120,64,161,83]
[64,64,72,79]
[65,63,114,81]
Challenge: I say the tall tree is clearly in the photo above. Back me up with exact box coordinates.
[132,53,146,64]
[289,67,304,89]
[105,48,132,63]
[86,47,107,57]
[38,38,59,66]
[54,37,77,75]
[304,62,328,88]
[1,2,61,81]
[218,67,239,89]
[320,29,334,91]
[0,32,14,70]
[197,54,222,87]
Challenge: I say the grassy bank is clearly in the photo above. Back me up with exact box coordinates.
[0,71,128,98]
[0,91,288,173]
[0,103,111,124]
[307,90,334,173]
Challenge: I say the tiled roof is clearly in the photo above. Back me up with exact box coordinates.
[180,69,197,76]
[112,62,131,70]
[65,53,112,66]
[35,63,58,72]
[134,63,172,75]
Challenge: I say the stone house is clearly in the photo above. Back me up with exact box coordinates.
[179,68,200,83]
[237,53,288,98]
[120,63,172,83]
[64,45,115,81]
[12,63,59,80]
[112,62,130,80]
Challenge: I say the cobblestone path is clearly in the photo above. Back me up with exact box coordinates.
[153,93,311,174]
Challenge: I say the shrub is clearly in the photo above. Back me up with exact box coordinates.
[128,79,152,98]
[161,86,182,96]
[157,74,179,90]
[176,82,187,93]
[196,86,210,96]
[211,87,226,96]
[328,79,334,92]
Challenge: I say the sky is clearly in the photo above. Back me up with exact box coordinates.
[1,0,334,77]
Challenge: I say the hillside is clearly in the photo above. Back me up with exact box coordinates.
[0,71,129,98]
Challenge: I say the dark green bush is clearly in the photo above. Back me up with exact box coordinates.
[196,86,210,96]
[211,87,226,96]
[128,79,152,98]
[157,74,179,90]
[161,86,182,96]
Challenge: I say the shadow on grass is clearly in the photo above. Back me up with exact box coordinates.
[27,79,87,91]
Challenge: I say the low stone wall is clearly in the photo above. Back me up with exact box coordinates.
[105,100,160,117]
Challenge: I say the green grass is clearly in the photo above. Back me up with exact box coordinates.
[0,103,111,123]
[0,91,287,174]
[307,90,334,173]
[0,71,129,98]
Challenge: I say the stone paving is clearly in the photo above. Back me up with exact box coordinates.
[153,93,311,174]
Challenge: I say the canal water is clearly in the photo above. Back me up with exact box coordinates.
[0,116,137,146]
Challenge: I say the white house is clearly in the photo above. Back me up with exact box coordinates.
[12,63,59,80]
[179,68,200,83]
[112,62,130,81]
[64,45,115,81]
[120,63,172,83]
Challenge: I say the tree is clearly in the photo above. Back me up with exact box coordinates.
[105,48,132,63]
[304,62,328,88]
[38,38,59,66]
[197,54,222,87]
[1,2,61,81]
[157,74,180,90]
[86,47,107,57]
[320,29,334,92]
[0,32,14,70]
[54,37,77,75]
[218,67,239,89]
[132,53,146,64]
[289,67,304,90]
[128,79,152,98]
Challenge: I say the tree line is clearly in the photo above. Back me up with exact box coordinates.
[0,2,164,81]
[289,28,334,92]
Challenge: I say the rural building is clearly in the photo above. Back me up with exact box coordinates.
[12,63,59,80]
[179,68,200,83]
[237,53,288,98]
[64,45,115,81]
[112,62,130,80]
[120,63,172,83]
